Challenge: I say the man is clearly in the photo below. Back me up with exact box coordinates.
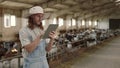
[19,6,55,68]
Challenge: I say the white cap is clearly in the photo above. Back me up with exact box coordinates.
[29,6,44,16]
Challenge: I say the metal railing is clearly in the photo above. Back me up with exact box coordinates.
[0,54,22,68]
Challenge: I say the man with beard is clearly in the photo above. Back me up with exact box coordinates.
[19,6,55,68]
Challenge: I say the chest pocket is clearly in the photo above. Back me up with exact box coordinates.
[28,40,46,58]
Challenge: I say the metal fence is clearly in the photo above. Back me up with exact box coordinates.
[0,55,23,68]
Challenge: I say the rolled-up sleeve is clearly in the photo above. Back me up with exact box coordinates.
[19,28,31,47]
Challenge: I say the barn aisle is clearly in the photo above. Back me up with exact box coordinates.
[55,36,120,68]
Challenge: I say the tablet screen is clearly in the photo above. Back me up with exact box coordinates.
[42,24,58,39]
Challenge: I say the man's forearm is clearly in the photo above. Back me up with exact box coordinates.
[46,39,54,52]
[24,37,41,53]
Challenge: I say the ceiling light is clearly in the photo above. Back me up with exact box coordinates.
[0,1,33,8]
[53,4,69,9]
[44,8,57,12]
[115,0,120,2]
[64,0,77,5]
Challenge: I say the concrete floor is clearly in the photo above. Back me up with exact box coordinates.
[56,36,120,68]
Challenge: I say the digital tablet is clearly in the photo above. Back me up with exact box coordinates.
[42,24,58,39]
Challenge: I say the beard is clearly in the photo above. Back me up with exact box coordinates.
[34,22,42,27]
[32,19,42,27]
[33,20,43,30]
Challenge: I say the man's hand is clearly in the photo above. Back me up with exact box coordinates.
[39,30,44,39]
[49,31,56,40]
